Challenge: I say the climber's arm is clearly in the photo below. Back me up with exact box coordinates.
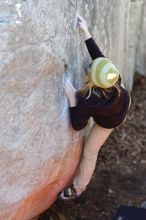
[64,80,90,131]
[85,37,105,60]
[77,15,105,59]
[69,104,90,131]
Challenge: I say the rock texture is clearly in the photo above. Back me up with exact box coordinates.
[136,0,146,75]
[0,1,146,220]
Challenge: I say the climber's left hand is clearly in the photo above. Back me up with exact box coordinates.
[64,80,77,107]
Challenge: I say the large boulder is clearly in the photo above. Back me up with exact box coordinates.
[136,0,146,75]
[0,0,146,220]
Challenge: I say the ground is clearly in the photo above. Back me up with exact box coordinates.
[39,74,146,220]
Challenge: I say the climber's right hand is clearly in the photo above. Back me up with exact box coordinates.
[76,15,91,40]
[77,15,88,33]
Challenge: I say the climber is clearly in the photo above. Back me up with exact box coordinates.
[58,15,131,201]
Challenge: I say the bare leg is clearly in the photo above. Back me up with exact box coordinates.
[73,123,113,193]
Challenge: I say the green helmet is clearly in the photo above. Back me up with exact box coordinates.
[90,58,119,88]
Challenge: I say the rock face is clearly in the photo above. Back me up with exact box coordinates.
[0,1,145,220]
[136,0,146,75]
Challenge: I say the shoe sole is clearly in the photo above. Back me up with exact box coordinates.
[58,191,81,201]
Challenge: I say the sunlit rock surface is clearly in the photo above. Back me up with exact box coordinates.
[0,0,146,220]
[136,0,146,75]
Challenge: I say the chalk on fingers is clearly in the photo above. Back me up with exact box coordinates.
[75,15,83,28]
[77,15,84,22]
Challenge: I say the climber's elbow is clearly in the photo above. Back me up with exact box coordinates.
[71,122,87,131]
[72,126,83,131]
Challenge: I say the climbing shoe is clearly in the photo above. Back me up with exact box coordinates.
[58,184,82,201]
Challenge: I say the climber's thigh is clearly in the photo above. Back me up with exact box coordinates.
[83,123,114,157]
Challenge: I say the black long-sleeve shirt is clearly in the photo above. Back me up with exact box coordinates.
[69,38,131,130]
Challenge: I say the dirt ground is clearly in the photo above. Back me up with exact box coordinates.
[39,74,146,220]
